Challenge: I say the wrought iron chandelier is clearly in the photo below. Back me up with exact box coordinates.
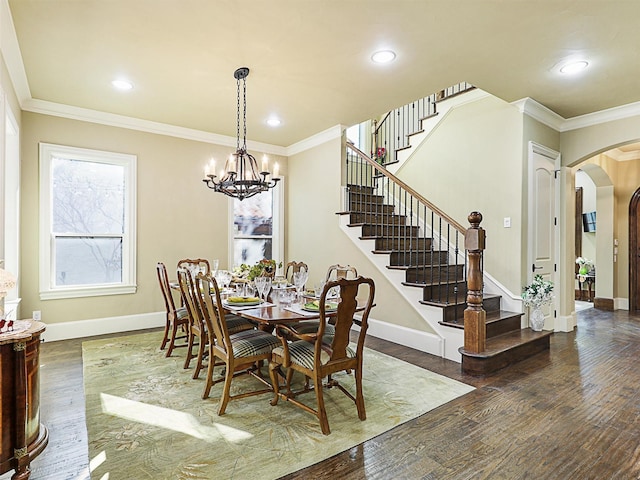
[203,67,280,201]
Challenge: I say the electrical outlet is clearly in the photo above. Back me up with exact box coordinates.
[32,310,41,321]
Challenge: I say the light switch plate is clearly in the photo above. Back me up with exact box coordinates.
[503,217,511,228]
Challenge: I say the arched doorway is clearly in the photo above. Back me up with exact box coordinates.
[571,163,614,310]
[629,188,640,311]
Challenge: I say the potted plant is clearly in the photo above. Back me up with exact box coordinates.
[522,274,554,331]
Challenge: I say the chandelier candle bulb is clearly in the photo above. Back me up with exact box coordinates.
[274,162,279,177]
[262,155,268,173]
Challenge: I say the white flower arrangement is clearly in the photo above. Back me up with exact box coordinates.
[522,274,554,308]
[575,257,593,268]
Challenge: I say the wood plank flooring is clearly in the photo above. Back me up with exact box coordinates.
[3,306,640,479]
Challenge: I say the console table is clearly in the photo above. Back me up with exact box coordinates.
[0,321,48,480]
[577,273,595,302]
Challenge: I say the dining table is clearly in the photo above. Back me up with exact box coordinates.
[223,293,369,331]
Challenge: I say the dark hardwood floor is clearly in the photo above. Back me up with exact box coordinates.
[4,306,639,479]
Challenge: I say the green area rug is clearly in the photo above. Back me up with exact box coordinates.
[83,331,474,479]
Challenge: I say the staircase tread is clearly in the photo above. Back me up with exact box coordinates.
[459,328,552,358]
[486,309,524,322]
[374,249,441,255]
[419,293,501,307]
[402,280,467,288]
[407,129,424,138]
[396,145,411,152]
[419,111,440,121]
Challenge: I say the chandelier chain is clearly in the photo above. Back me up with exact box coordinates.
[242,75,247,150]
[236,75,241,152]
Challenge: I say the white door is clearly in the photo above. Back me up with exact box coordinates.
[528,142,559,325]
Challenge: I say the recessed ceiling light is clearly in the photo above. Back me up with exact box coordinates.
[371,50,396,64]
[266,116,281,127]
[111,79,134,90]
[559,60,589,74]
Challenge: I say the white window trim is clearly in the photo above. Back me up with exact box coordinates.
[39,143,137,299]
[228,176,284,269]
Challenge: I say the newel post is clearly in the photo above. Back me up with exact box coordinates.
[464,211,486,353]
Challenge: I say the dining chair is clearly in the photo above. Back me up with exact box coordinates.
[324,264,358,282]
[268,276,375,435]
[179,267,256,378]
[177,268,209,378]
[196,272,280,414]
[156,262,190,357]
[285,261,308,285]
[177,258,211,277]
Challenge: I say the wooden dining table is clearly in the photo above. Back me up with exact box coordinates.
[223,296,370,330]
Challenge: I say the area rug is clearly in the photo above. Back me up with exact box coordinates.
[83,331,474,479]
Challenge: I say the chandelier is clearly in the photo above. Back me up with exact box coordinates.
[203,67,280,201]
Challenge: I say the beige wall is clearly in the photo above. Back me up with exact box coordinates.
[395,95,524,295]
[286,137,432,332]
[19,112,287,324]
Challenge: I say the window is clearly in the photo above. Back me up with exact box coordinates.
[39,143,137,299]
[231,180,283,267]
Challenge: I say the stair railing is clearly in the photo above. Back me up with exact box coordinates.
[345,143,472,317]
[371,81,475,166]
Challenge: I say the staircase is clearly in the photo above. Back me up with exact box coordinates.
[342,143,552,374]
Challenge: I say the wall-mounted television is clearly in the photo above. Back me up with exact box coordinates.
[583,211,596,232]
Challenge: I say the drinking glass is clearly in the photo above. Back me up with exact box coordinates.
[293,271,308,299]
[314,280,326,298]
[212,259,219,277]
[262,277,272,303]
[217,270,232,290]
[254,277,266,301]
[280,289,294,307]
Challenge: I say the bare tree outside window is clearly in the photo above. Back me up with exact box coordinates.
[52,157,125,286]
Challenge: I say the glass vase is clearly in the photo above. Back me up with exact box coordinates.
[530,306,545,331]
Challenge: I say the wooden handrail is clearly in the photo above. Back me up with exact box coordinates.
[346,142,467,234]
[373,111,391,135]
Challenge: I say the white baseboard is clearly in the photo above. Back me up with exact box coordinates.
[555,313,577,332]
[42,312,165,342]
[354,317,444,359]
[615,297,629,310]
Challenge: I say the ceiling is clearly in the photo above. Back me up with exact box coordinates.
[6,0,640,148]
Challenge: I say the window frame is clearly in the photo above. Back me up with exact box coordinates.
[228,177,284,269]
[39,143,137,299]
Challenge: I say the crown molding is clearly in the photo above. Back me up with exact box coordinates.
[512,97,565,131]
[606,147,640,162]
[23,98,288,156]
[514,96,640,134]
[285,124,344,156]
[561,100,640,132]
[1,0,31,104]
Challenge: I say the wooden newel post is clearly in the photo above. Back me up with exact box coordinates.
[464,211,486,353]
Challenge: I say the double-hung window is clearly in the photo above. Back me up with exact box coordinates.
[231,180,283,267]
[39,143,137,299]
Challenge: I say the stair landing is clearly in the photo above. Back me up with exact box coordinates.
[459,329,553,376]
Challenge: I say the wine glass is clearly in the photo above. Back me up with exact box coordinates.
[293,271,308,300]
[217,270,232,291]
[262,277,272,303]
[254,277,267,302]
[212,259,219,277]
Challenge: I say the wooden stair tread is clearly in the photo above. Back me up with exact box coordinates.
[419,111,439,122]
[420,293,501,307]
[438,310,521,329]
[459,328,552,359]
